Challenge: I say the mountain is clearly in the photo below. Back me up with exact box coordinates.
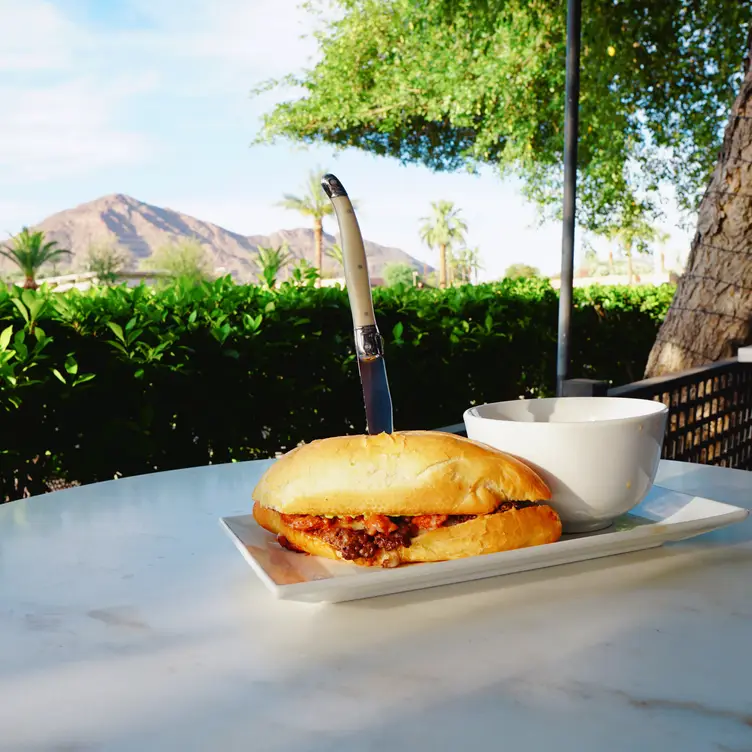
[17,193,429,282]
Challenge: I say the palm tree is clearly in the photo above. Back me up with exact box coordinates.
[325,242,345,276]
[278,169,335,286]
[467,247,483,284]
[256,244,293,288]
[418,201,468,288]
[451,247,483,285]
[0,228,71,289]
[606,219,667,286]
[583,246,598,275]
[289,258,320,287]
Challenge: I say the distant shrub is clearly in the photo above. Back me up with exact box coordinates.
[504,263,541,279]
[83,243,129,283]
[139,239,214,281]
[383,262,417,287]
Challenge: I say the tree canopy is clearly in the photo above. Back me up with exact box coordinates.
[84,243,128,284]
[505,263,541,279]
[383,261,417,286]
[254,0,750,233]
[141,239,215,282]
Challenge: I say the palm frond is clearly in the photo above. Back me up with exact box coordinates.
[279,168,337,220]
[0,227,71,282]
[417,200,467,251]
[325,243,345,268]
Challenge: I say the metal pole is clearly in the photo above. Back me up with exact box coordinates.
[556,0,582,397]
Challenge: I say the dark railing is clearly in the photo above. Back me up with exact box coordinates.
[608,358,752,470]
[437,358,752,470]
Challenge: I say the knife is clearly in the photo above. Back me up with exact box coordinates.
[320,173,394,435]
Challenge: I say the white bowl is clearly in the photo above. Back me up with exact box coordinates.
[463,397,669,533]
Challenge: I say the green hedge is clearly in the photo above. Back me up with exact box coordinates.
[0,278,674,501]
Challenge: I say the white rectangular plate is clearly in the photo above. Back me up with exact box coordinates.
[220,485,749,603]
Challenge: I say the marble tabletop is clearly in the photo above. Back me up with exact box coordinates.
[0,459,751,752]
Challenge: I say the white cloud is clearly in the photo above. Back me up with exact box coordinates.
[0,0,321,186]
[0,0,79,71]
[0,1,155,183]
[89,0,321,102]
[186,1,317,74]
[0,75,156,181]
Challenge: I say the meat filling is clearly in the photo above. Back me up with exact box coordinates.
[278,501,538,563]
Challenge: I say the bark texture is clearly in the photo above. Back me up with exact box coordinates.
[645,63,752,378]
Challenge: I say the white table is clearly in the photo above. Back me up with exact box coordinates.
[0,459,751,752]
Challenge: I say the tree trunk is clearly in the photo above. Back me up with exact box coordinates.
[608,249,614,272]
[23,276,37,290]
[626,245,634,286]
[645,53,752,378]
[313,217,323,287]
[439,244,447,288]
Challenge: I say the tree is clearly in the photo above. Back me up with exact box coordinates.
[287,258,320,287]
[253,0,748,235]
[583,245,599,275]
[505,263,541,280]
[140,239,214,282]
[325,242,345,275]
[418,200,467,287]
[450,247,483,284]
[0,228,71,289]
[383,262,416,287]
[646,58,752,376]
[254,0,752,376]
[84,243,128,285]
[256,244,293,288]
[604,214,667,285]
[278,169,335,285]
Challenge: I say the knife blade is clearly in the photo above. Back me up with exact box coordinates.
[320,173,394,435]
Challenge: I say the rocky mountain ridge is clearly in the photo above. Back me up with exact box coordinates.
[15,193,428,282]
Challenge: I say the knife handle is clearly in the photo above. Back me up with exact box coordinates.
[354,325,384,358]
[321,174,376,329]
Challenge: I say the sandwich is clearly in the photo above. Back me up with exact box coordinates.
[252,430,562,568]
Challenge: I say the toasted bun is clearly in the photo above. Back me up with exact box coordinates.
[253,501,562,567]
[252,430,551,517]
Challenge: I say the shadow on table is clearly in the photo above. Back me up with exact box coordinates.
[657,463,752,512]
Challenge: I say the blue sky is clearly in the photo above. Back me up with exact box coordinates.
[0,0,693,280]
